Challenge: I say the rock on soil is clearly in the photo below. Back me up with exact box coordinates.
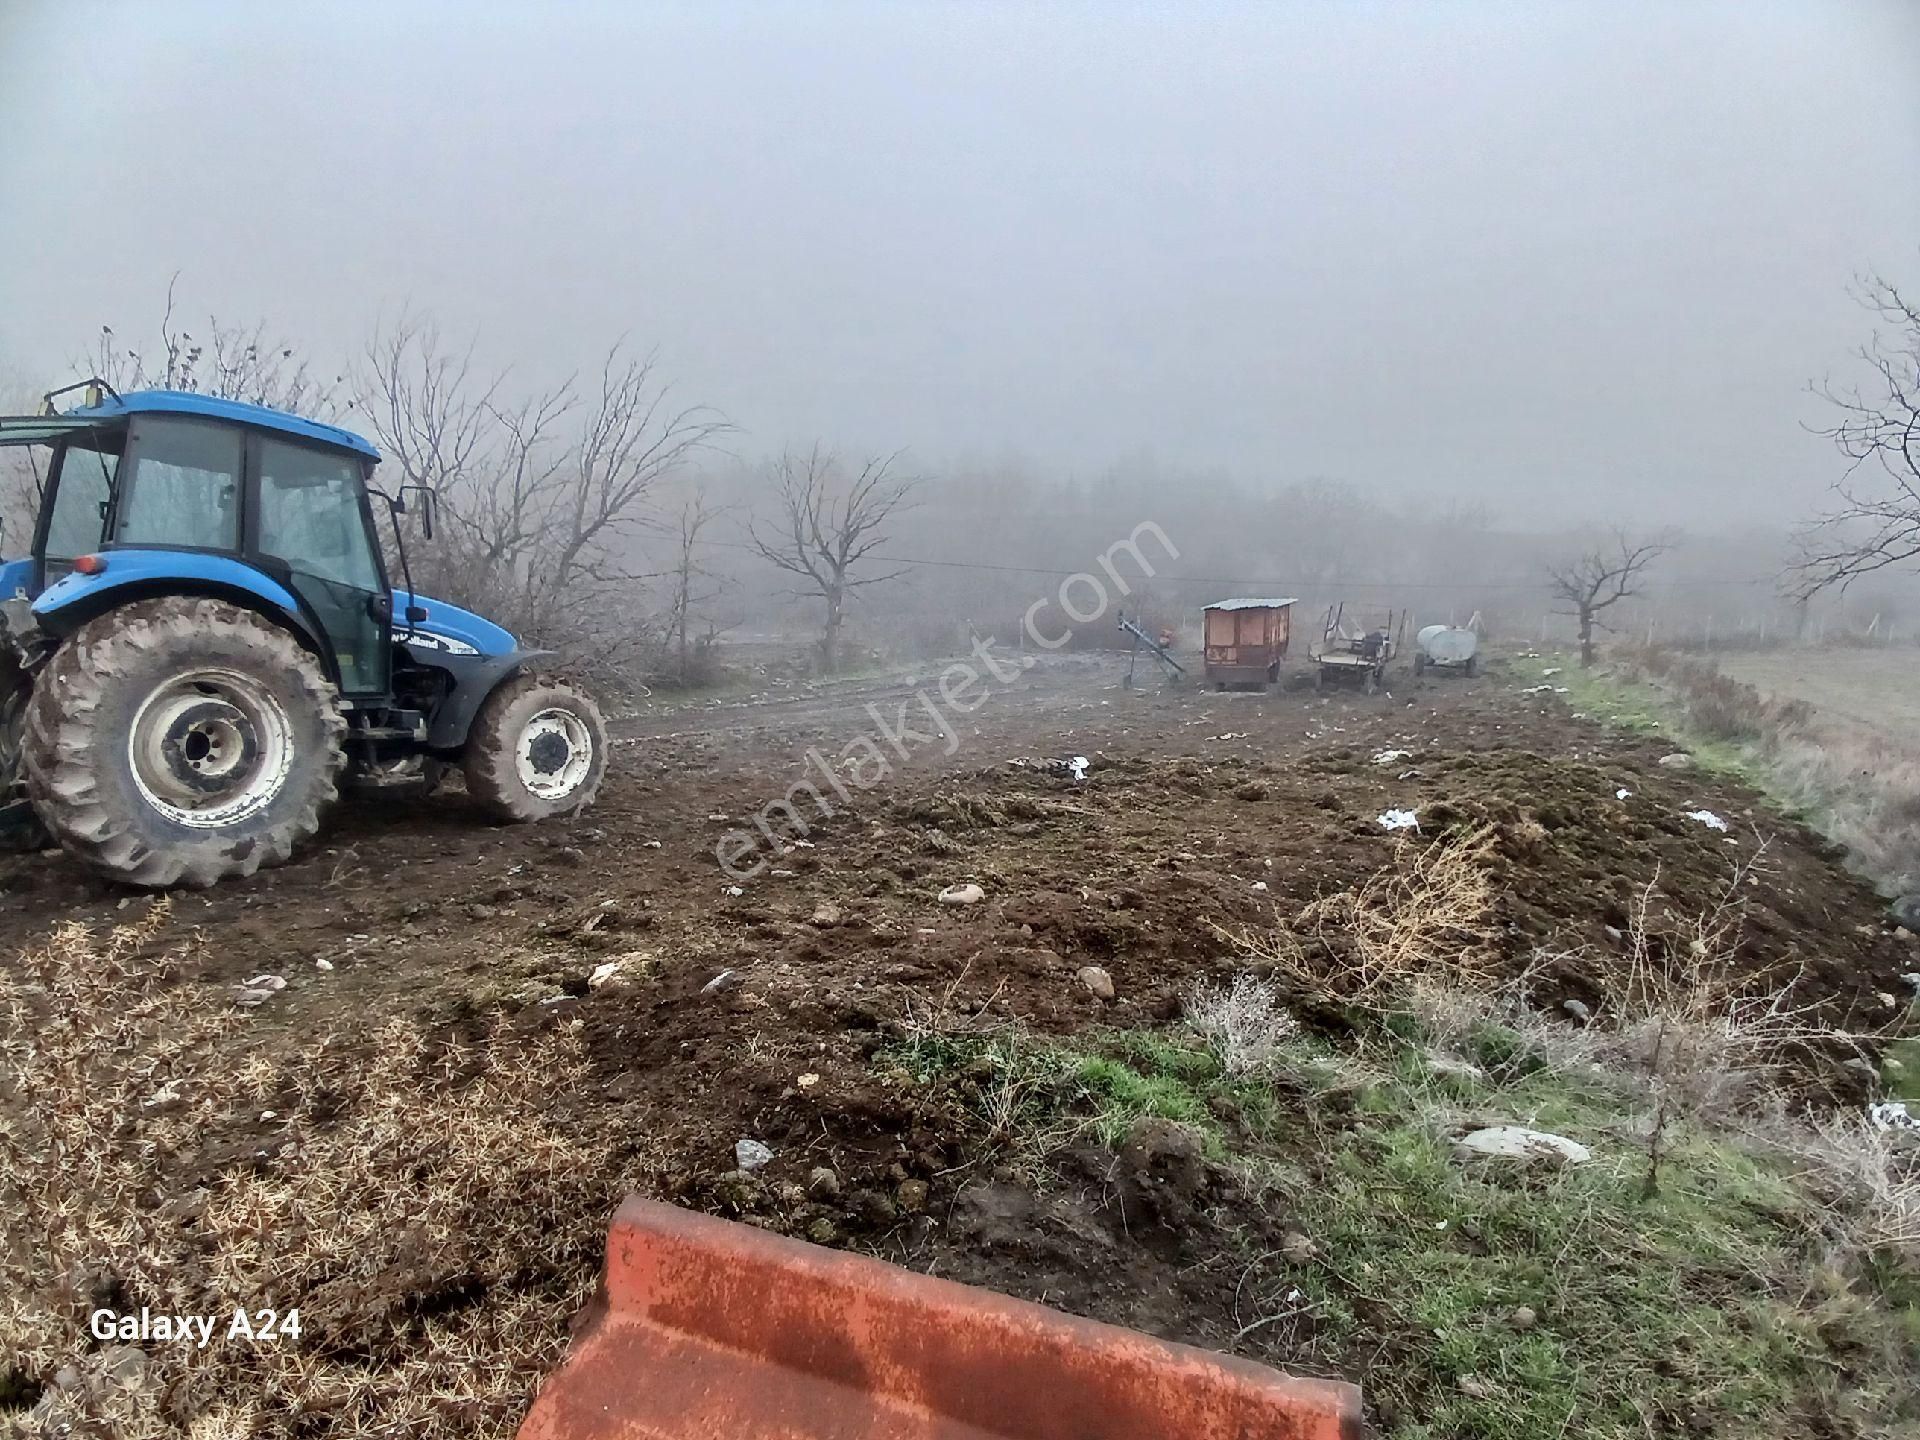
[1455,1126,1592,1164]
[735,1139,774,1171]
[938,883,985,905]
[1076,966,1115,1001]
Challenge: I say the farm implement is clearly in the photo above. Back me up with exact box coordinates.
[517,1197,1363,1439]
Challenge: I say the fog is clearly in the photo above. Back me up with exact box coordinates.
[3,0,1916,535]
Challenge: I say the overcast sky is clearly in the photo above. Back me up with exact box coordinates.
[2,0,1915,528]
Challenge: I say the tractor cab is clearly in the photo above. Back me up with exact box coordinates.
[5,384,396,696]
[1,381,608,887]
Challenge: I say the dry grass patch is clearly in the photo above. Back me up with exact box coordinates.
[0,908,624,1438]
[1212,826,1500,1005]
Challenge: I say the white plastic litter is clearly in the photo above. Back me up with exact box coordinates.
[1616,789,1632,801]
[939,882,986,905]
[1372,749,1409,765]
[1869,1101,1916,1132]
[1067,755,1090,781]
[1685,810,1730,832]
[1377,809,1420,831]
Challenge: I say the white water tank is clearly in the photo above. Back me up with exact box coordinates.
[1417,626,1478,664]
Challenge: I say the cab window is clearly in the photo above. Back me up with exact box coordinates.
[256,440,382,591]
[42,435,123,562]
[113,417,242,550]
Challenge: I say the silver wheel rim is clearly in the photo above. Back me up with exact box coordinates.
[127,668,295,829]
[517,706,593,800]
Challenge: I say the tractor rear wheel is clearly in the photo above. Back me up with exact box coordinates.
[462,673,608,822]
[22,597,346,887]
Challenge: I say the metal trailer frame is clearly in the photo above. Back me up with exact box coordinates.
[1312,604,1405,694]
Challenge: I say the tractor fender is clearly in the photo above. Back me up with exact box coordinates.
[413,645,554,750]
[31,551,330,664]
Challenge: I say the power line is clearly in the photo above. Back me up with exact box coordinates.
[695,537,1783,592]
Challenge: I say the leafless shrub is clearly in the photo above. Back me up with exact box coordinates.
[0,911,622,1438]
[1776,1111,1920,1262]
[1213,827,1500,1006]
[1600,868,1837,1195]
[1183,973,1298,1076]
[1404,954,1607,1080]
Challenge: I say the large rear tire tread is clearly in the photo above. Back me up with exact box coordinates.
[463,672,609,823]
[22,597,345,888]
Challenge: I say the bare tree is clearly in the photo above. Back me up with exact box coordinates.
[1792,272,1920,596]
[358,317,729,674]
[1548,532,1670,666]
[662,487,733,686]
[0,373,47,554]
[746,447,920,672]
[82,275,340,417]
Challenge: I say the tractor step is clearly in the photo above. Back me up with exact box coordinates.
[518,1198,1361,1440]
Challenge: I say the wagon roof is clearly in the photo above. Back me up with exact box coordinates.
[1202,597,1298,611]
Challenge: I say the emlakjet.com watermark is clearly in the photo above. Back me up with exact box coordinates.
[716,520,1177,880]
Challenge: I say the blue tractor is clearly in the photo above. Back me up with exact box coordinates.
[0,381,609,887]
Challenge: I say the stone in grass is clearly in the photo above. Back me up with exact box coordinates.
[1076,966,1116,1001]
[1454,1126,1591,1165]
[1656,752,1693,769]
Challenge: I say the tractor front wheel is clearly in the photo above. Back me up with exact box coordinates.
[462,673,608,822]
[23,598,346,887]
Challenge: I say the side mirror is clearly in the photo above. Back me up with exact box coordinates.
[399,485,436,541]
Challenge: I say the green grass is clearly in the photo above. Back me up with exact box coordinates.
[1523,653,1828,844]
[886,1009,1919,1439]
